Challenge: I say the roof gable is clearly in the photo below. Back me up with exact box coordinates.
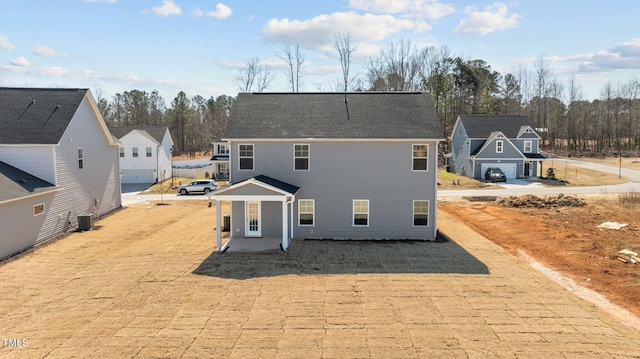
[224,92,443,140]
[109,126,172,145]
[459,115,536,139]
[0,87,89,144]
[214,175,299,197]
[473,131,524,158]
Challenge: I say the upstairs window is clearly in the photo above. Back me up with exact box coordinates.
[412,144,428,171]
[298,199,315,226]
[77,148,84,169]
[119,147,124,158]
[524,141,532,153]
[239,144,254,170]
[146,147,152,157]
[353,200,369,227]
[496,140,503,153]
[217,144,229,155]
[132,147,139,157]
[294,144,309,171]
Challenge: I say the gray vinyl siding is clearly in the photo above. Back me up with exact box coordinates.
[0,194,56,260]
[36,96,121,243]
[230,201,284,238]
[229,140,437,240]
[0,146,57,184]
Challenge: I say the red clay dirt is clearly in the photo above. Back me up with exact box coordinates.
[440,196,640,318]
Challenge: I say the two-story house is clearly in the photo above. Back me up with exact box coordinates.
[108,126,174,184]
[0,88,122,260]
[212,92,444,251]
[210,139,229,180]
[448,115,545,180]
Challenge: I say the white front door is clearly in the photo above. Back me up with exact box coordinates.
[245,201,261,237]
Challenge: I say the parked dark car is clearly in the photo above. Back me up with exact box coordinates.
[177,179,217,195]
[485,167,507,183]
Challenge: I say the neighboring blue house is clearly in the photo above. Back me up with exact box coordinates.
[448,115,545,180]
[212,92,444,251]
[0,88,122,260]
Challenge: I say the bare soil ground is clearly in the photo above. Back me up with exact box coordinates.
[440,196,640,318]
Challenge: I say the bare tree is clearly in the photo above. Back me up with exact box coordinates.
[333,33,357,92]
[234,57,274,92]
[279,44,305,92]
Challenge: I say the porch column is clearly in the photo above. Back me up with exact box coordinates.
[282,199,288,251]
[216,200,222,252]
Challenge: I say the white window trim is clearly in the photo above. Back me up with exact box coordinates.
[298,199,315,226]
[33,203,45,216]
[218,144,229,155]
[496,140,503,153]
[146,147,153,157]
[412,144,429,172]
[77,147,84,170]
[524,140,532,153]
[238,143,254,171]
[293,144,310,171]
[119,147,124,158]
[132,147,139,158]
[412,200,429,227]
[353,199,369,227]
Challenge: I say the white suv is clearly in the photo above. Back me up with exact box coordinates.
[177,180,217,195]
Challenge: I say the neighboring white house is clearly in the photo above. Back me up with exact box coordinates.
[108,126,174,184]
[0,87,122,260]
[210,139,229,180]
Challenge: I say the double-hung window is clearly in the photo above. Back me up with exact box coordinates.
[132,147,139,157]
[146,147,152,157]
[413,200,429,226]
[77,148,84,169]
[239,144,254,171]
[353,200,369,227]
[496,140,503,153]
[524,141,532,153]
[412,144,428,171]
[298,199,314,226]
[119,147,124,158]
[294,144,309,171]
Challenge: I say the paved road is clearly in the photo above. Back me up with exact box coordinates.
[122,159,640,205]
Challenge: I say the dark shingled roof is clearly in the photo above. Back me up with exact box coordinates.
[0,87,89,144]
[254,175,299,195]
[459,115,535,138]
[224,92,443,139]
[108,126,169,144]
[0,161,58,203]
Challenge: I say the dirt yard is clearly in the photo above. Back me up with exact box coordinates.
[440,195,640,318]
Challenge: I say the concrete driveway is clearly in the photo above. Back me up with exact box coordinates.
[1,203,639,358]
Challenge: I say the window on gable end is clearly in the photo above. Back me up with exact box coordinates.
[496,140,503,153]
[77,148,84,169]
[524,141,532,153]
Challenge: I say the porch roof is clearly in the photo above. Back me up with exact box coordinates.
[213,175,299,200]
[524,153,546,159]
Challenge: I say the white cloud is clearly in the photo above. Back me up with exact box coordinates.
[151,0,182,17]
[562,38,640,73]
[10,56,29,67]
[206,3,232,19]
[453,3,520,35]
[0,34,15,51]
[33,45,66,57]
[262,11,417,53]
[348,0,455,20]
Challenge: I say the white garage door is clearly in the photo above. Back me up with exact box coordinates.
[480,163,517,179]
[121,169,155,184]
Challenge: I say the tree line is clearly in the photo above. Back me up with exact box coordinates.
[97,37,640,157]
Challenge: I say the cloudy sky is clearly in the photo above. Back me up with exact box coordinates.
[1,0,639,102]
